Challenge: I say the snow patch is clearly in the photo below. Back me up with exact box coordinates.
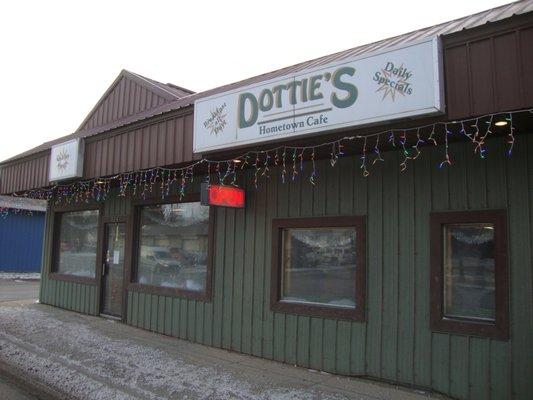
[0,272,41,280]
[0,306,350,400]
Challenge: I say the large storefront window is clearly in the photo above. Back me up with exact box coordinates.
[271,216,366,320]
[55,209,99,278]
[430,210,509,340]
[282,227,357,308]
[136,201,210,294]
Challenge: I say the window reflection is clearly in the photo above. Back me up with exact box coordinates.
[281,227,357,308]
[443,223,495,321]
[137,202,209,292]
[57,210,99,277]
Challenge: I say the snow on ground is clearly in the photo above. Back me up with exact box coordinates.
[0,305,352,400]
[0,272,40,280]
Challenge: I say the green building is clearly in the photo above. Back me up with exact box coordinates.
[1,2,532,399]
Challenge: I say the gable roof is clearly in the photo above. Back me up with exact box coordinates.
[75,69,194,132]
[2,0,532,165]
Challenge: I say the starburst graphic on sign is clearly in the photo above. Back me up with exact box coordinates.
[56,148,70,172]
[203,102,228,135]
[375,63,410,102]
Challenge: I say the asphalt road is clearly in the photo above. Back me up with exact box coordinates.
[0,278,44,399]
[0,279,40,303]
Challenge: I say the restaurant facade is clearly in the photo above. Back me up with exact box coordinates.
[1,2,532,399]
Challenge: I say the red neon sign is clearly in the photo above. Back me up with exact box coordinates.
[201,184,245,208]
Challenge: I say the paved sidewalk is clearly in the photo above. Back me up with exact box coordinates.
[0,277,40,302]
[0,302,448,400]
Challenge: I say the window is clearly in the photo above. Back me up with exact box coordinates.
[271,216,366,320]
[134,200,213,298]
[53,209,100,278]
[430,210,509,339]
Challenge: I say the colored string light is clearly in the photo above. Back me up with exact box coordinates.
[360,136,369,177]
[309,148,316,185]
[439,124,452,169]
[428,126,437,146]
[506,114,515,156]
[254,153,260,188]
[262,152,271,178]
[231,161,238,186]
[330,143,338,166]
[411,128,424,160]
[7,107,531,211]
[292,148,298,181]
[372,134,384,165]
[399,130,413,172]
[388,131,396,147]
[206,163,211,184]
[281,150,287,184]
[216,162,221,184]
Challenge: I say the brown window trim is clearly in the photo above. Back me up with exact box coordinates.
[128,193,214,302]
[271,216,366,321]
[49,203,104,286]
[430,210,509,340]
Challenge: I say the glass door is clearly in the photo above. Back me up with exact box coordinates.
[101,222,125,317]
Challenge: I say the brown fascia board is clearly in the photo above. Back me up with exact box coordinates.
[443,9,533,47]
[0,100,194,166]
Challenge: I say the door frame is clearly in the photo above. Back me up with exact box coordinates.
[97,215,130,321]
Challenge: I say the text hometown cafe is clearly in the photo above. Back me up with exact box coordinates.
[1,4,532,399]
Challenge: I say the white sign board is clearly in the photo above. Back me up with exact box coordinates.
[194,37,444,153]
[113,250,120,265]
[49,138,84,182]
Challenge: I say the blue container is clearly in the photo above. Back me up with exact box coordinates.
[0,212,45,272]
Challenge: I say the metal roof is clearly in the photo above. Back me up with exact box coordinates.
[2,0,532,165]
[126,71,195,99]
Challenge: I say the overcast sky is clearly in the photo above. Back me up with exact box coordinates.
[0,0,510,162]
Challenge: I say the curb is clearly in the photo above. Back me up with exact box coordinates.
[0,358,73,400]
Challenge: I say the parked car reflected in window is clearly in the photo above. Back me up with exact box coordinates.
[136,202,209,292]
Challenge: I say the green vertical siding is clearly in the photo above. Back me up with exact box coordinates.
[39,136,533,399]
[39,209,98,315]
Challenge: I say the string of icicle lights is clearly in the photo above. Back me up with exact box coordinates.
[7,108,532,208]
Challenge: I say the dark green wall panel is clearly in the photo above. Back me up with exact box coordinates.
[39,209,97,315]
[39,136,533,400]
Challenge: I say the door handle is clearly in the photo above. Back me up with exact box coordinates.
[102,262,107,276]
